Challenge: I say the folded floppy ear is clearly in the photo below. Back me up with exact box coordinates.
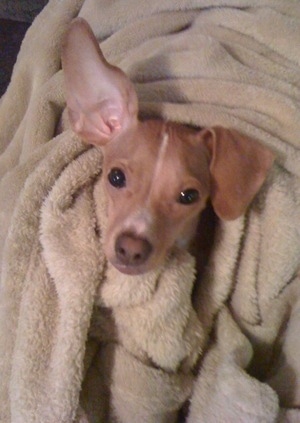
[201,127,275,220]
[61,18,138,145]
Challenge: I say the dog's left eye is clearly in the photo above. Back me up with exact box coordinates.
[178,189,200,205]
[108,168,126,188]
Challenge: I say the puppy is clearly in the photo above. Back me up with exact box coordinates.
[62,18,274,276]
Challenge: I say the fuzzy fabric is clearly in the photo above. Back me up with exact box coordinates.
[0,0,300,422]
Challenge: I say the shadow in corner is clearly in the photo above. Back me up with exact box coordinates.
[0,19,30,97]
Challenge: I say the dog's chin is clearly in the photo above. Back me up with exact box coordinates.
[107,247,174,276]
[110,261,152,276]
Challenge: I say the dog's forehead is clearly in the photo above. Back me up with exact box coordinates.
[104,119,209,182]
[103,119,162,162]
[135,120,204,163]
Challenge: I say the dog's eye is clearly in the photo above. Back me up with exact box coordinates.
[178,189,200,205]
[108,168,126,188]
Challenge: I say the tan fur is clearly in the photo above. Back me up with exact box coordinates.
[62,19,274,275]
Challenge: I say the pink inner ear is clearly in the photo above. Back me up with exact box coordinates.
[62,18,138,145]
[68,99,125,143]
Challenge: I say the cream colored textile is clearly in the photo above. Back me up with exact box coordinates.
[0,1,299,422]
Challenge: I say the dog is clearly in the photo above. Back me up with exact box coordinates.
[62,18,274,276]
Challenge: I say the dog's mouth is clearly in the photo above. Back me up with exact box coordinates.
[110,260,151,275]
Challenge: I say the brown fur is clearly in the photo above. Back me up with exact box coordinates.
[62,18,274,275]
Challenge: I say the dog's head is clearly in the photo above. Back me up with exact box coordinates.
[62,18,274,275]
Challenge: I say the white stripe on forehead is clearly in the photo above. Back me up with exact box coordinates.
[148,124,170,204]
[122,128,170,234]
[152,126,169,182]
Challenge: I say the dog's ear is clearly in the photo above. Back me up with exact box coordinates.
[62,18,138,145]
[201,127,275,220]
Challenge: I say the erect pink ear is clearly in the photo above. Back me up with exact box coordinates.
[61,18,138,145]
[201,127,275,220]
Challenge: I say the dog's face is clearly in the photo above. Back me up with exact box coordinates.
[101,120,210,274]
[62,18,274,275]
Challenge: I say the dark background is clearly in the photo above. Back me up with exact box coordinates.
[0,1,48,96]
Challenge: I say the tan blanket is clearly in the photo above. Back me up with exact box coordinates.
[0,0,300,422]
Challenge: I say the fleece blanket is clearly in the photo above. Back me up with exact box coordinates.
[0,0,300,422]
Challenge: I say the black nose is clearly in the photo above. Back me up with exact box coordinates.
[115,233,153,267]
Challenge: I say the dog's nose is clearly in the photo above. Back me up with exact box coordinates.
[115,233,153,267]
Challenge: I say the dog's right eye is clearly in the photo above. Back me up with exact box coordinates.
[108,168,126,188]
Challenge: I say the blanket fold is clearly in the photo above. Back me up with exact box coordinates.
[0,0,299,422]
